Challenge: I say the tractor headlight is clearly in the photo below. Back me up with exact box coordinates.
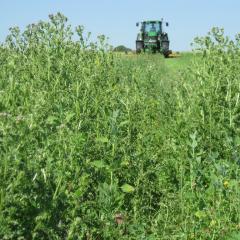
[137,33,143,41]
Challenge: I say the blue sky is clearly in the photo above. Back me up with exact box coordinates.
[1,1,240,51]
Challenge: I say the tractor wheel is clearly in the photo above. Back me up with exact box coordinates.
[163,50,172,58]
[164,52,169,58]
[136,41,144,54]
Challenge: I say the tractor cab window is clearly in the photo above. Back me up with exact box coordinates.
[144,22,161,33]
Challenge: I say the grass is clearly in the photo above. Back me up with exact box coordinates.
[0,14,240,239]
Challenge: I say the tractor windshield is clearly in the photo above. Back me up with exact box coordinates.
[144,22,161,33]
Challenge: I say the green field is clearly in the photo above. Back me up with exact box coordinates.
[1,14,240,240]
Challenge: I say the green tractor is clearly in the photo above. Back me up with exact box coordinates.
[136,20,171,57]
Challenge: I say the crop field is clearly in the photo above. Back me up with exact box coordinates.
[1,14,240,240]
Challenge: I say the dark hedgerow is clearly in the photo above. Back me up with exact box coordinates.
[0,14,240,239]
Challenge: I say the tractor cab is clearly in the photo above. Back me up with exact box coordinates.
[143,21,162,35]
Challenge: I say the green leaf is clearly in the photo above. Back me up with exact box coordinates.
[46,115,58,125]
[74,189,83,198]
[65,112,75,123]
[194,210,206,219]
[96,136,109,143]
[91,161,106,169]
[121,184,135,193]
[119,120,129,127]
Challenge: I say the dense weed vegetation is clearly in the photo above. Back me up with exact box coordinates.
[0,13,240,239]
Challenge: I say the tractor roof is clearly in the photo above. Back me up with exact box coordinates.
[142,20,162,23]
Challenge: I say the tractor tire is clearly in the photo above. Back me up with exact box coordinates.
[136,41,144,54]
[164,50,172,58]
